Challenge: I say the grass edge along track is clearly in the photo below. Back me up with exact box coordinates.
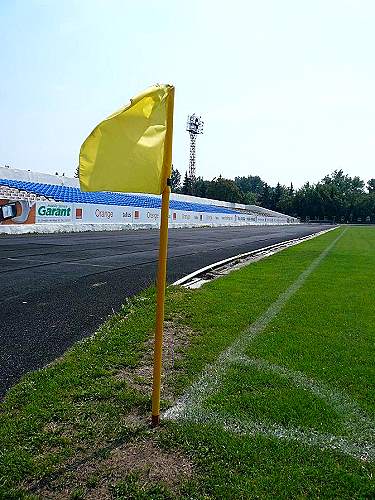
[1,226,374,498]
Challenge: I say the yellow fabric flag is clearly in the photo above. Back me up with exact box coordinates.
[79,84,174,195]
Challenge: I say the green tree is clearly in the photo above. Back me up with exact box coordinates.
[181,172,193,195]
[259,183,271,208]
[206,176,244,203]
[319,170,365,220]
[170,166,181,192]
[289,170,374,222]
[270,182,283,210]
[194,177,209,198]
[234,175,264,196]
[243,192,257,205]
[278,191,294,215]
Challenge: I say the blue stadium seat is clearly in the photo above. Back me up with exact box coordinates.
[0,177,244,215]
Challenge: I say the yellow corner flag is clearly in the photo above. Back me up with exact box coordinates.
[79,84,175,428]
[79,84,174,195]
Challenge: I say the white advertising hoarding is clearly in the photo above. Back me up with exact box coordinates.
[236,214,256,224]
[170,210,203,224]
[132,207,161,224]
[74,204,132,224]
[220,214,235,225]
[31,201,284,227]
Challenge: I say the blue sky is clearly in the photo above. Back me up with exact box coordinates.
[1,0,375,187]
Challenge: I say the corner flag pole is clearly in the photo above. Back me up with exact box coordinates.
[151,86,175,427]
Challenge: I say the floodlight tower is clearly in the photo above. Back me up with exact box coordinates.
[186,114,204,182]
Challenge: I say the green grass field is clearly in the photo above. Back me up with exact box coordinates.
[1,226,374,499]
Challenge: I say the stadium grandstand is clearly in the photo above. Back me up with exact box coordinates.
[0,166,298,227]
[0,177,238,215]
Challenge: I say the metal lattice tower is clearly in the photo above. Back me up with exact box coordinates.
[186,114,204,182]
[188,132,197,180]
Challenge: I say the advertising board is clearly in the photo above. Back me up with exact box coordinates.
[132,207,161,224]
[0,198,285,228]
[236,214,256,224]
[35,202,73,223]
[0,199,36,225]
[74,204,132,224]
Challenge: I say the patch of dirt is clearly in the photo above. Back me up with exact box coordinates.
[29,321,197,499]
[104,439,193,487]
[116,320,195,401]
[122,408,149,428]
[43,421,75,440]
[37,439,194,499]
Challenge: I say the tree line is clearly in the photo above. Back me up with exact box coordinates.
[171,168,375,222]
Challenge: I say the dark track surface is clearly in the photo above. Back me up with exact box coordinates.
[0,224,329,397]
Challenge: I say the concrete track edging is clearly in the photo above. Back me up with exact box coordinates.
[172,226,339,288]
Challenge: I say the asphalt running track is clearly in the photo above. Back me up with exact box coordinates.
[0,224,330,397]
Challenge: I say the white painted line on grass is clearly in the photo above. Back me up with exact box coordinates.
[186,409,374,463]
[163,228,375,462]
[232,355,375,437]
[165,228,347,421]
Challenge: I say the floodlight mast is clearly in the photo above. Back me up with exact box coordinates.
[186,114,204,183]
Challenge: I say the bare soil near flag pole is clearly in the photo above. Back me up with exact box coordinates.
[0,226,374,498]
[0,224,328,396]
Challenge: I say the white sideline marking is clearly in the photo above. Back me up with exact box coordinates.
[163,228,375,461]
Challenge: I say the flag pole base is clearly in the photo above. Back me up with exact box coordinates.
[151,414,160,427]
